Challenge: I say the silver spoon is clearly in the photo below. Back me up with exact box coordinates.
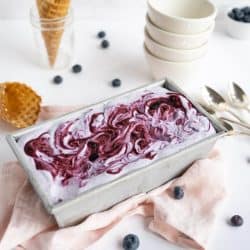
[228,82,250,112]
[203,86,248,124]
[199,103,250,130]
[219,119,250,137]
[199,104,250,136]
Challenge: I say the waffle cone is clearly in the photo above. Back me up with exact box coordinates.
[0,82,42,128]
[36,0,71,67]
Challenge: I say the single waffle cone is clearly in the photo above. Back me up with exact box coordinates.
[0,82,42,128]
[36,0,71,67]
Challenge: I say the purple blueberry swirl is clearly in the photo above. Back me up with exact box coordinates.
[24,90,215,187]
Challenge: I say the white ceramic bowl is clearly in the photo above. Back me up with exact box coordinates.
[144,44,203,82]
[148,0,217,34]
[146,14,214,49]
[226,9,250,40]
[144,28,208,62]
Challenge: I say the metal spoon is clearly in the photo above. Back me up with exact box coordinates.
[199,103,250,130]
[203,85,248,124]
[199,104,250,136]
[228,82,250,112]
[219,119,250,137]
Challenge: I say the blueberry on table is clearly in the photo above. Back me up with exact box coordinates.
[122,234,140,250]
[53,75,63,84]
[173,186,184,200]
[101,39,110,49]
[97,31,106,39]
[111,78,122,87]
[72,64,82,73]
[230,215,243,227]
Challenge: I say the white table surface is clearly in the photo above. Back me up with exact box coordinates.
[0,6,250,250]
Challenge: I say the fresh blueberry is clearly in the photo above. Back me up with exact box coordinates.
[237,13,244,21]
[97,31,106,39]
[101,40,110,49]
[122,234,140,250]
[72,64,82,73]
[111,78,122,87]
[173,186,184,200]
[231,8,243,20]
[237,11,244,20]
[228,12,235,20]
[232,8,241,15]
[243,14,250,23]
[230,215,244,227]
[53,75,63,84]
[242,6,250,15]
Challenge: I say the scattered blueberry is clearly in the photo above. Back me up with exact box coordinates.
[72,64,82,73]
[101,40,110,49]
[53,75,63,84]
[228,6,250,23]
[97,31,106,39]
[230,215,244,227]
[111,78,122,87]
[122,234,140,250]
[173,186,184,200]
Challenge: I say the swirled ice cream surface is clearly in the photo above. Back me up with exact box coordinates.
[18,86,216,206]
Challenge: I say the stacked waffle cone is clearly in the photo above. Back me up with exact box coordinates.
[36,0,71,67]
[0,82,41,128]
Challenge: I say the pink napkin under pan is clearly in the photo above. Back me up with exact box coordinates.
[0,106,227,250]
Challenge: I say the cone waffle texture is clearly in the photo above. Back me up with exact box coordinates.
[36,0,71,67]
[0,82,41,128]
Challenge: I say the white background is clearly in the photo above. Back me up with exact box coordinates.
[0,1,250,250]
[0,0,241,19]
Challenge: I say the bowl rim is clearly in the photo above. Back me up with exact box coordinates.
[146,14,215,37]
[144,28,208,53]
[144,43,203,64]
[147,0,217,22]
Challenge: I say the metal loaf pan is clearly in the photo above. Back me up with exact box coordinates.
[6,78,228,227]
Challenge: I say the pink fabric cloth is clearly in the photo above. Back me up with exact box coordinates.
[0,106,227,250]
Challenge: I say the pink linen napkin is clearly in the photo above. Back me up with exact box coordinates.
[0,106,227,250]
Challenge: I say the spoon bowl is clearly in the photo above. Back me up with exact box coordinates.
[228,82,250,110]
[203,85,248,123]
[199,102,250,130]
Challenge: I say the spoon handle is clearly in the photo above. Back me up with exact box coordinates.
[221,117,250,130]
[226,109,249,124]
[228,131,250,137]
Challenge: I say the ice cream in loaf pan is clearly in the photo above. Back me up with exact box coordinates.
[17,86,216,205]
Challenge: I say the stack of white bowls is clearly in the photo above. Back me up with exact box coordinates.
[144,0,217,82]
